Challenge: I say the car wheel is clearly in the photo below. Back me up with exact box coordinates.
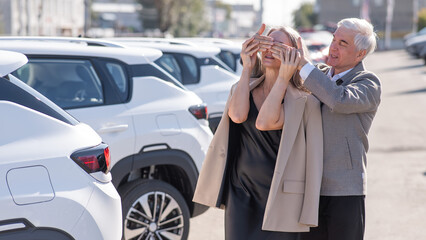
[119,179,190,240]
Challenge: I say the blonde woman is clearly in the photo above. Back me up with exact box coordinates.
[193,24,323,240]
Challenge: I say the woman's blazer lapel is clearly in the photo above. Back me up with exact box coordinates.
[249,79,307,173]
[249,76,307,176]
[266,84,307,203]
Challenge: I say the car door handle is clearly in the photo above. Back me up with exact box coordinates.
[97,124,129,134]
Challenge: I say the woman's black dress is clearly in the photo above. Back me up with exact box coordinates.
[224,93,298,240]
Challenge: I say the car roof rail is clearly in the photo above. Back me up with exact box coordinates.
[104,37,199,47]
[0,36,126,48]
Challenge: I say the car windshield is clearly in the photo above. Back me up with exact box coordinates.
[7,74,79,125]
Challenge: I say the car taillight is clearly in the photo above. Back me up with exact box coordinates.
[71,143,111,174]
[189,104,208,120]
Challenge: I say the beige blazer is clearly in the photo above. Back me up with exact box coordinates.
[193,76,323,232]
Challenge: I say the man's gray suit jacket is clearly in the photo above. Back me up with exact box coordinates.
[304,61,381,196]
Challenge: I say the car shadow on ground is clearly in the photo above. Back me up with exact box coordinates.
[380,63,425,73]
[392,87,426,95]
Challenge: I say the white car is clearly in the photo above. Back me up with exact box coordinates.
[179,37,244,76]
[105,37,240,132]
[0,50,122,239]
[405,34,426,57]
[0,38,213,240]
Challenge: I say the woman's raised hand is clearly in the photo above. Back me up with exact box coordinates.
[240,24,273,70]
[277,47,301,82]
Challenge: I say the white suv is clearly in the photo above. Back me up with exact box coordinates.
[0,50,122,240]
[106,38,240,132]
[0,39,213,240]
[179,37,243,76]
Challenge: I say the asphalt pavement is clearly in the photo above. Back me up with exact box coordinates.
[188,49,426,240]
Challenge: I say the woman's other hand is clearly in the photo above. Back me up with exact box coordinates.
[271,45,301,82]
[240,24,272,70]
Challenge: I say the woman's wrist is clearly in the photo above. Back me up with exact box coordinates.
[276,75,291,86]
[242,67,253,75]
[298,58,308,70]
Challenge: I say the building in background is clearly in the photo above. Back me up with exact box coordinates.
[90,0,142,37]
[317,0,426,35]
[0,0,84,36]
[229,4,261,37]
[206,0,260,38]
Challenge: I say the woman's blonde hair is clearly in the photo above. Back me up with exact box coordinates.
[251,26,310,93]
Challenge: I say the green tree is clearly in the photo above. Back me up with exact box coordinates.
[137,0,209,37]
[418,8,426,31]
[216,1,232,20]
[292,3,317,29]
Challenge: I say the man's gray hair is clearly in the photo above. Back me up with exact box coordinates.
[337,18,377,56]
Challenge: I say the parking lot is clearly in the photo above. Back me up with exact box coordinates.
[188,49,426,240]
[2,38,426,239]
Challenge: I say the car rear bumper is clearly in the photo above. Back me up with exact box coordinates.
[70,181,122,240]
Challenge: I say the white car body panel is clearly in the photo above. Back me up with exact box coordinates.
[129,76,211,170]
[0,50,122,240]
[0,50,28,76]
[68,103,135,168]
[185,65,237,116]
[0,102,121,240]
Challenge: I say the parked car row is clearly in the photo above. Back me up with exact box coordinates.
[0,38,218,240]
[404,28,426,64]
[103,37,240,133]
[300,30,333,64]
[0,32,330,239]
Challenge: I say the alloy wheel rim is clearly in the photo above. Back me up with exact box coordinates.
[124,191,184,240]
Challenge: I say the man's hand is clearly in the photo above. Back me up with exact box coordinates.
[296,37,309,70]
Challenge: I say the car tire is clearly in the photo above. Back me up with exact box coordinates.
[119,179,190,240]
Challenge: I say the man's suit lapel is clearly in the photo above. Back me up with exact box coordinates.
[339,61,365,85]
[318,61,365,86]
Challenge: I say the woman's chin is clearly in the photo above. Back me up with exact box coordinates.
[262,61,280,69]
[262,57,277,63]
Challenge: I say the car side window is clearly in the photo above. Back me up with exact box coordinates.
[105,62,128,95]
[218,51,236,71]
[155,54,183,83]
[182,55,197,80]
[130,63,185,90]
[12,59,104,109]
[175,54,199,85]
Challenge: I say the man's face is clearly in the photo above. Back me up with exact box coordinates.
[326,26,365,75]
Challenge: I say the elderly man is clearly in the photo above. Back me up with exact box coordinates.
[294,18,381,240]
